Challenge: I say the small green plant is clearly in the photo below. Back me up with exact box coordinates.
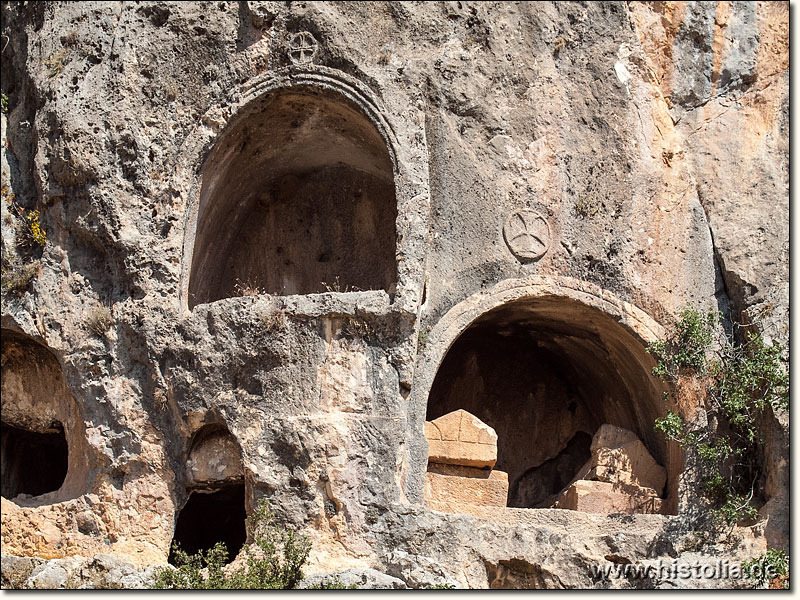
[649,306,788,536]
[86,304,113,337]
[1,93,8,114]
[743,549,789,589]
[152,498,311,589]
[427,583,457,589]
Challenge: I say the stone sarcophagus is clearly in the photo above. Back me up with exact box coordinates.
[423,410,509,512]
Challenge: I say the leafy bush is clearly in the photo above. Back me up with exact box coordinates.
[152,498,311,589]
[743,549,788,589]
[649,306,788,534]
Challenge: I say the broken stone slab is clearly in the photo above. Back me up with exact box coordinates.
[552,480,663,515]
[590,424,639,452]
[589,425,666,495]
[425,465,508,507]
[424,409,497,468]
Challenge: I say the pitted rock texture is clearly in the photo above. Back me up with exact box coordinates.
[0,1,787,590]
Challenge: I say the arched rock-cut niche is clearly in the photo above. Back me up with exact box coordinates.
[170,425,247,564]
[425,295,677,513]
[187,86,398,308]
[1,331,87,503]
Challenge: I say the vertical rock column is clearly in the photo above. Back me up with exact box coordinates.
[423,410,509,512]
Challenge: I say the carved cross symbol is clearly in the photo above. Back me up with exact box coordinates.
[503,210,551,261]
[288,32,318,65]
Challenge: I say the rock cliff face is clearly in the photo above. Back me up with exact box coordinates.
[0,1,788,589]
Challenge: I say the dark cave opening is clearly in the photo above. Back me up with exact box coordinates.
[169,484,247,564]
[0,421,69,499]
[425,296,675,512]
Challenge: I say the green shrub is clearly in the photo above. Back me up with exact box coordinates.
[743,549,789,589]
[649,306,788,535]
[152,498,311,589]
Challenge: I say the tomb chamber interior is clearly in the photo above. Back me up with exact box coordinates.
[1,330,82,503]
[169,484,247,565]
[188,87,398,308]
[425,296,676,511]
[170,424,247,564]
[1,422,68,499]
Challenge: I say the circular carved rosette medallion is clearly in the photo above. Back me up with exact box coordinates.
[503,210,551,262]
[287,32,318,65]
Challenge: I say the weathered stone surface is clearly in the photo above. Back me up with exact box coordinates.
[425,467,508,508]
[0,554,158,589]
[187,431,242,486]
[589,425,667,495]
[424,410,498,468]
[0,0,786,590]
[553,480,663,515]
[590,424,639,452]
[298,568,408,589]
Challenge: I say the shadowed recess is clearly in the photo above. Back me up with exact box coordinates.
[169,484,247,564]
[1,329,87,505]
[426,296,677,513]
[1,421,68,499]
[188,86,398,307]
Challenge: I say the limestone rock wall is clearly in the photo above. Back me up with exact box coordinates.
[0,1,788,589]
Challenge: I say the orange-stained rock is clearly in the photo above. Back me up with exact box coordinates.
[424,410,498,468]
[425,467,508,507]
[552,480,663,515]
